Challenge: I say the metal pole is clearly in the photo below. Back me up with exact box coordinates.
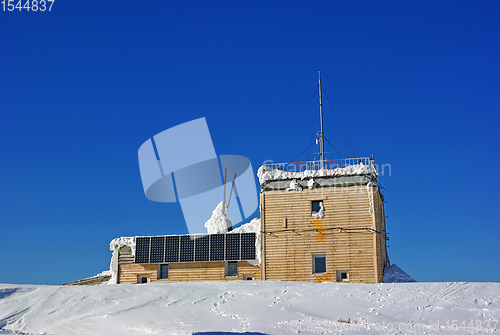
[318,71,325,169]
[222,168,227,215]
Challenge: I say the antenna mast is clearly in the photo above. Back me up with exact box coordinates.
[318,71,325,169]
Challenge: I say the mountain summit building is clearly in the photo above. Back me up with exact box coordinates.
[91,156,389,285]
[66,73,390,286]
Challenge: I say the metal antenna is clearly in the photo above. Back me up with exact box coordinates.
[318,71,325,169]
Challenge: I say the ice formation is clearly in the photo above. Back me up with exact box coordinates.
[311,202,324,219]
[307,178,318,189]
[366,181,375,214]
[107,236,136,284]
[204,201,232,234]
[257,163,376,184]
[287,179,302,191]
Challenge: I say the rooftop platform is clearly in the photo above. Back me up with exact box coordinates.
[257,157,378,191]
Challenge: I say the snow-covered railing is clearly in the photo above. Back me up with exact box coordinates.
[257,157,376,184]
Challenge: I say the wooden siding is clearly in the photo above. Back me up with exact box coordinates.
[261,184,386,283]
[118,261,260,284]
[118,246,134,265]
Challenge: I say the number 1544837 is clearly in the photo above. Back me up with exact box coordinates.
[2,0,54,11]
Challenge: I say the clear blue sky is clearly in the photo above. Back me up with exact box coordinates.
[1,0,499,285]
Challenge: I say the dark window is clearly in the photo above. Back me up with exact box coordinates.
[226,261,238,277]
[312,254,326,273]
[160,264,168,279]
[336,270,349,281]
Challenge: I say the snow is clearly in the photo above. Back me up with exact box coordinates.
[307,178,318,189]
[1,281,499,335]
[286,179,302,191]
[383,264,417,283]
[229,218,261,266]
[204,201,232,234]
[311,202,324,219]
[107,236,136,285]
[109,236,136,256]
[257,163,376,184]
[366,182,375,214]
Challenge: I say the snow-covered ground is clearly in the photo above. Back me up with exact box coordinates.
[1,281,498,335]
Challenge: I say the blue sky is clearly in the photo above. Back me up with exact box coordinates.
[1,0,499,285]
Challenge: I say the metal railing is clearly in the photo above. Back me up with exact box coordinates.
[260,157,376,177]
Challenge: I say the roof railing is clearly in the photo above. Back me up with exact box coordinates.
[259,157,376,179]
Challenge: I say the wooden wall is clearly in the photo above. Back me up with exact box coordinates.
[261,184,386,283]
[118,260,261,284]
[115,180,387,285]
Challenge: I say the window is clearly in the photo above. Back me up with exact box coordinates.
[137,275,150,284]
[311,201,324,218]
[226,261,238,277]
[312,253,326,273]
[159,264,169,279]
[336,270,349,282]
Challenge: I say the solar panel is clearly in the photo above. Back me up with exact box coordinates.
[194,235,210,262]
[133,233,257,264]
[209,234,225,261]
[164,235,180,263]
[225,233,240,261]
[241,233,256,260]
[135,237,150,264]
[179,235,194,262]
[150,236,165,263]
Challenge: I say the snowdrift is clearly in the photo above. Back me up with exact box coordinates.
[1,281,499,335]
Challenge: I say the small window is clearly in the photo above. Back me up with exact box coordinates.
[311,201,324,218]
[137,275,150,284]
[336,270,349,282]
[226,261,238,277]
[159,264,169,279]
[312,254,326,273]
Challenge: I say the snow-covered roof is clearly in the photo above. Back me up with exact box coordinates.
[257,157,377,185]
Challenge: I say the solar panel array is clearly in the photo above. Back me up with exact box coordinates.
[134,233,256,264]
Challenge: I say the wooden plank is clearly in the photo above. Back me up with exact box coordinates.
[118,261,261,283]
